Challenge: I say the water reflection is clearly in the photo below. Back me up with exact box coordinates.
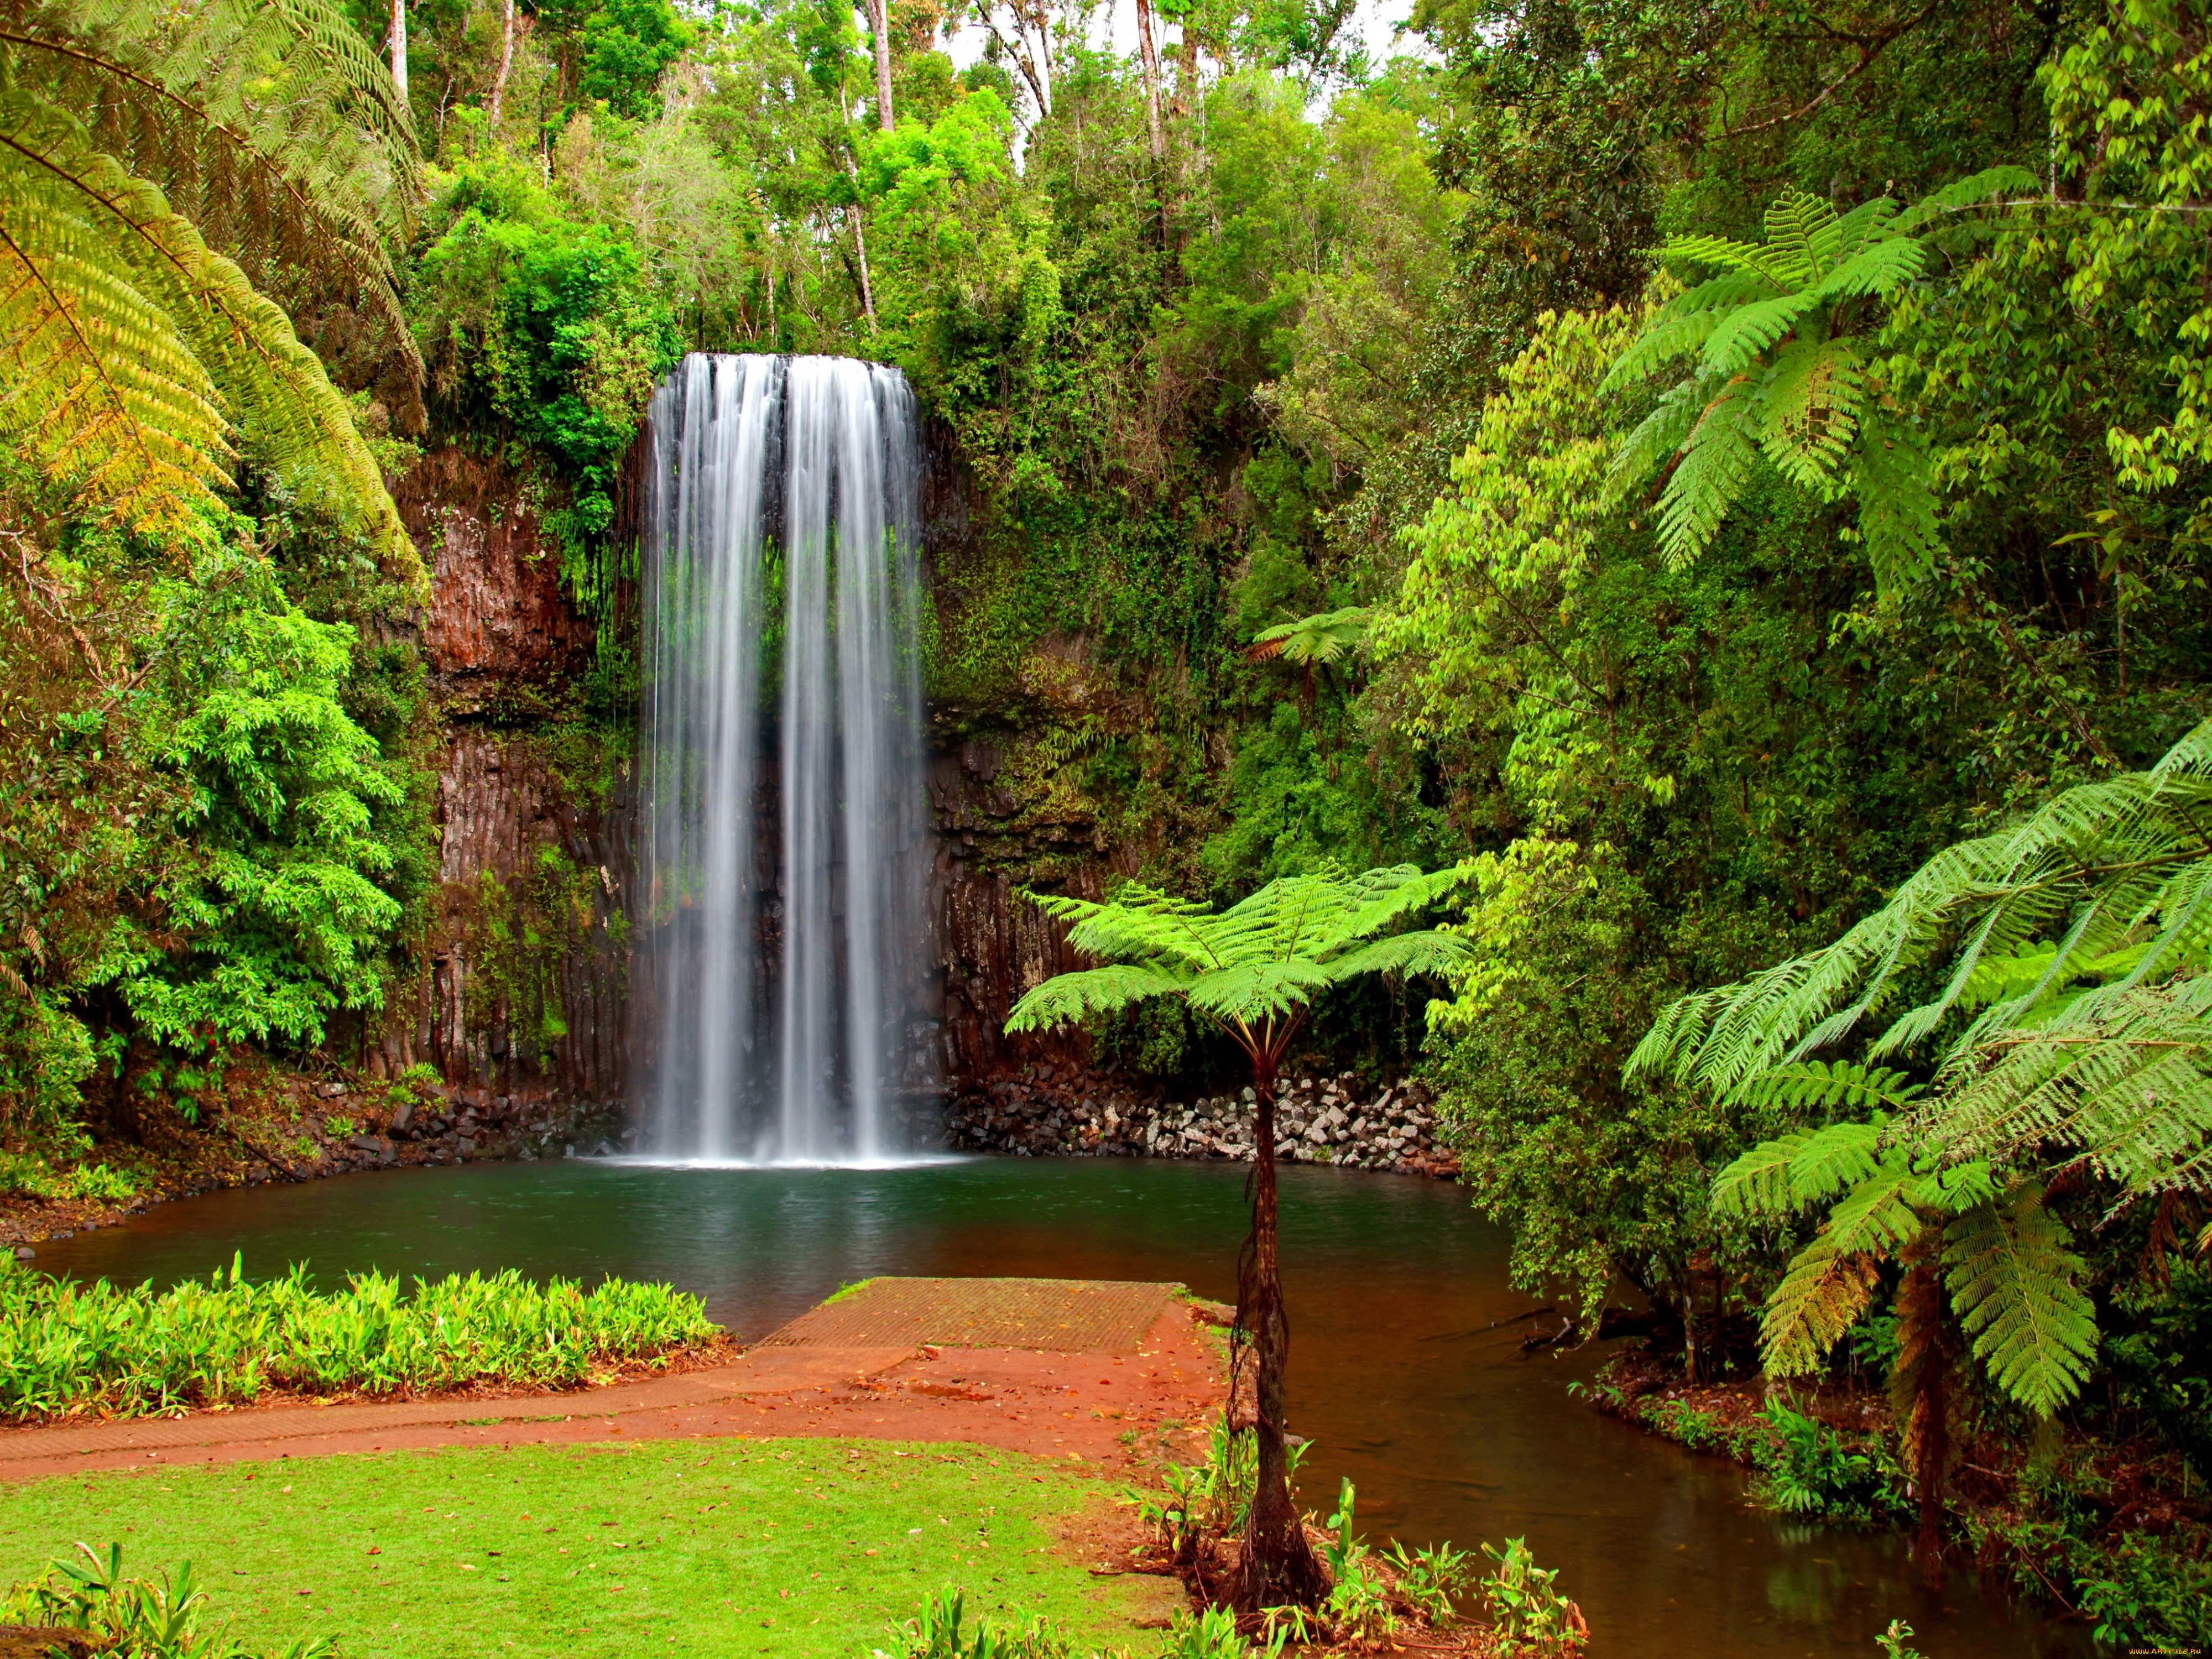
[30,1159,2088,1659]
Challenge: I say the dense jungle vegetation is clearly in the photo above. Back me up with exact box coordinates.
[3,0,2211,1639]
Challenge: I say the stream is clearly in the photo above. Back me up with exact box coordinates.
[30,1157,2091,1658]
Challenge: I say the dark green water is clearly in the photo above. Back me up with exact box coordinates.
[32,1157,2088,1658]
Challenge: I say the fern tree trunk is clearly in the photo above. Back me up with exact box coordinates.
[1892,1246,1960,1589]
[1235,1056,1327,1611]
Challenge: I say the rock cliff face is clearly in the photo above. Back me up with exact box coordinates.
[367,449,633,1104]
[377,435,1398,1159]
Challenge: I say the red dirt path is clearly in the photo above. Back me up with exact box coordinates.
[0,1305,1226,1484]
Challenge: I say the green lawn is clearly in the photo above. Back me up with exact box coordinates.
[0,1439,1161,1658]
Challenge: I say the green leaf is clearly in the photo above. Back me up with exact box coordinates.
[1942,1183,2098,1416]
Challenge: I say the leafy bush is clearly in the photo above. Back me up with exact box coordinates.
[1755,1400,1902,1523]
[4,1543,332,1659]
[0,1255,716,1422]
[2071,1532,2212,1648]
[1478,1537,1587,1656]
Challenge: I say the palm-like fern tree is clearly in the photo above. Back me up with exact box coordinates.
[1601,166,2033,595]
[1005,864,1467,1609]
[1629,717,2212,1578]
[0,0,420,565]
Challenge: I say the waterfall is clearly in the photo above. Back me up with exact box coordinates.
[638,354,932,1165]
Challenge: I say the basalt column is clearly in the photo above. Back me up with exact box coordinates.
[638,354,932,1163]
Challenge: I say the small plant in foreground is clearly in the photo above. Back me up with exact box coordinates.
[1319,1479,1396,1640]
[875,1587,1126,1658]
[1384,1537,1473,1625]
[322,1115,356,1138]
[1164,1605,1273,1659]
[4,1542,333,1659]
[1875,1619,1922,1658]
[1479,1536,1588,1655]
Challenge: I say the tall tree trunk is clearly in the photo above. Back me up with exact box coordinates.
[864,0,895,132]
[848,203,878,330]
[1133,0,1165,162]
[490,0,515,125]
[388,0,409,103]
[1235,1058,1326,1611]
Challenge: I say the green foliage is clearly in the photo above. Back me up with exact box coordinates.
[413,152,682,609]
[97,536,409,1050]
[578,0,695,119]
[1603,171,2032,591]
[1755,1400,1903,1524]
[0,0,419,568]
[879,1587,1104,1659]
[0,1255,716,1422]
[1380,1538,1472,1626]
[1006,864,1467,1062]
[4,1543,333,1659]
[1476,1537,1585,1655]
[1246,606,1369,665]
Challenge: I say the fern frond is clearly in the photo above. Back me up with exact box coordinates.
[1808,235,1927,304]
[1759,189,1836,288]
[1601,373,1708,503]
[8,0,422,394]
[1701,292,1820,375]
[1733,1059,1923,1116]
[1654,378,1760,566]
[1325,928,1469,982]
[1890,165,2042,234]
[1600,272,1776,391]
[1003,963,1192,1032]
[1849,414,1943,593]
[1632,718,2212,1111]
[1755,338,1865,492]
[1941,1183,2097,1416]
[1822,1157,1929,1253]
[1822,194,1901,265]
[1910,974,2212,1211]
[1712,1130,1813,1218]
[1761,1234,1881,1376]
[1659,232,1794,286]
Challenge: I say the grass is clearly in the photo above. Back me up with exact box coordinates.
[0,1439,1156,1659]
[0,1258,716,1422]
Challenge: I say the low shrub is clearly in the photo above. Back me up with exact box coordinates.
[0,1254,717,1422]
[4,1542,333,1659]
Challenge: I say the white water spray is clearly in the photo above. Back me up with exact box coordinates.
[638,354,932,1164]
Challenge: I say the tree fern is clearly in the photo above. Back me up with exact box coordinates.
[1007,863,1467,1609]
[1602,168,2034,592]
[1628,717,2212,1101]
[0,0,418,571]
[1008,863,1469,1065]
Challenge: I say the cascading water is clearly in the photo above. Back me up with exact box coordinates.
[638,353,932,1165]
